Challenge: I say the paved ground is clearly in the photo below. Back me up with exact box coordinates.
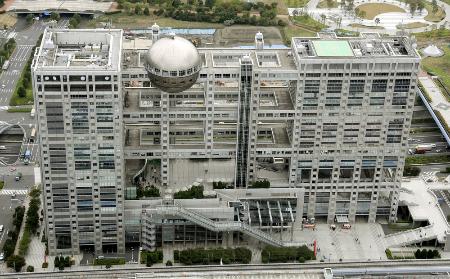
[8,0,114,13]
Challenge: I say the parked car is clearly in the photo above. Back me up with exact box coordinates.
[0,225,3,232]
[0,252,4,261]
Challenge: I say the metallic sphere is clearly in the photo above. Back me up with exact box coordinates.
[144,35,201,93]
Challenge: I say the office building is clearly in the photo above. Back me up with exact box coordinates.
[33,27,420,255]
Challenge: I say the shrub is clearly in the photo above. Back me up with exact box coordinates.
[146,256,153,267]
[403,165,421,177]
[7,255,26,272]
[94,258,126,266]
[177,247,251,265]
[26,265,34,272]
[42,262,48,268]
[385,249,393,259]
[414,249,441,259]
[249,179,270,188]
[17,86,26,98]
[141,250,163,264]
[166,260,173,266]
[261,245,315,263]
[174,185,204,199]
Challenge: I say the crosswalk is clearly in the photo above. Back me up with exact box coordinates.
[422,171,438,182]
[0,189,28,195]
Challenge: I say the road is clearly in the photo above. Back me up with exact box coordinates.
[0,21,45,107]
[2,259,450,278]
[0,164,35,251]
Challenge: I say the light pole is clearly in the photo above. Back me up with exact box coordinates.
[131,247,134,263]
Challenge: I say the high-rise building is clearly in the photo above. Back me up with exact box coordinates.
[34,28,420,256]
[33,29,125,255]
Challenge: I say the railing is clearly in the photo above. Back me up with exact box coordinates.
[417,88,450,145]
[153,204,288,247]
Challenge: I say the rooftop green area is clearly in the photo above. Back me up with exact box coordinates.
[312,40,354,57]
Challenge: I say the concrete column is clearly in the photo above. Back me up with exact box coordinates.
[348,192,358,223]
[295,191,304,226]
[368,191,378,223]
[308,192,316,219]
[327,192,337,224]
[160,91,170,187]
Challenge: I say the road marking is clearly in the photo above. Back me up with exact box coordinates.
[0,189,28,195]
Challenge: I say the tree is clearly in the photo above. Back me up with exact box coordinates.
[26,14,34,25]
[375,18,380,26]
[18,86,26,98]
[50,12,60,21]
[7,255,26,272]
[326,0,333,8]
[409,1,417,16]
[431,0,438,13]
[205,0,215,8]
[166,260,173,266]
[320,14,326,24]
[146,255,153,267]
[144,6,150,15]
[135,5,142,15]
[417,0,424,14]
[26,265,34,272]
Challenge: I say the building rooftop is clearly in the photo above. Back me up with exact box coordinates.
[33,29,122,71]
[312,40,354,57]
[293,32,420,59]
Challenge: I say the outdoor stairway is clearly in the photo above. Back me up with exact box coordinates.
[384,225,437,247]
[154,204,297,247]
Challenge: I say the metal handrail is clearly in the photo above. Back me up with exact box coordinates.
[154,204,285,246]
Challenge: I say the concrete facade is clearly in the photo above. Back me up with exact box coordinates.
[33,28,420,256]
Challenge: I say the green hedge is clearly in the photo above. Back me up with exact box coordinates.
[174,247,251,265]
[174,185,204,199]
[414,249,440,259]
[18,229,31,256]
[140,250,163,264]
[406,155,450,165]
[94,258,126,265]
[249,179,270,188]
[261,245,315,263]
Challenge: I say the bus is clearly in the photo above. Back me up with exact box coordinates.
[29,128,36,143]
[2,60,10,71]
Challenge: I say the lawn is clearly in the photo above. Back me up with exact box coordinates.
[406,155,450,165]
[397,22,428,29]
[0,13,17,28]
[349,23,384,29]
[421,46,450,92]
[89,13,224,29]
[7,107,32,113]
[291,14,327,31]
[283,0,309,8]
[317,0,338,8]
[356,3,405,19]
[282,26,316,44]
[9,85,33,106]
[415,28,450,41]
[423,2,446,22]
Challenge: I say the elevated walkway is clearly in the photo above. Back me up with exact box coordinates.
[418,77,450,146]
[153,204,302,247]
[384,225,437,247]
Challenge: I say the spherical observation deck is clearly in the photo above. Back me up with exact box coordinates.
[144,35,201,93]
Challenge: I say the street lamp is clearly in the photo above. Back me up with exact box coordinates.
[131,247,134,263]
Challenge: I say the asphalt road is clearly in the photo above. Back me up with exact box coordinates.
[0,164,35,251]
[0,21,46,107]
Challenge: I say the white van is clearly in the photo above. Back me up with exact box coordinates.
[0,225,4,232]
[0,146,6,150]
